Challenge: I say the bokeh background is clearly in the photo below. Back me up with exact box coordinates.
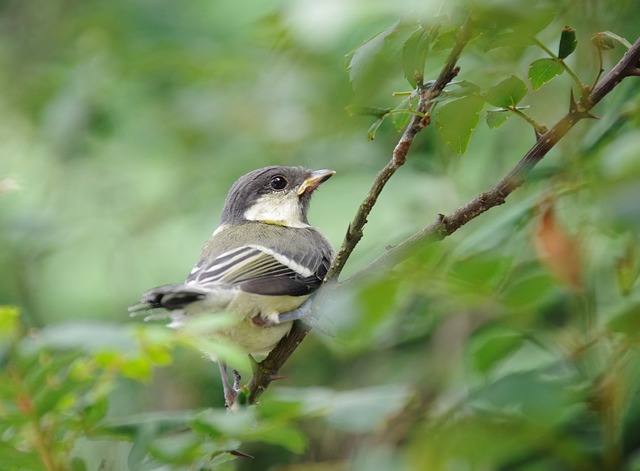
[1,0,640,469]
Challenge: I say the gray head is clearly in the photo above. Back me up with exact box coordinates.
[220,166,335,227]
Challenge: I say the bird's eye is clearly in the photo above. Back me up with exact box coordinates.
[270,175,288,190]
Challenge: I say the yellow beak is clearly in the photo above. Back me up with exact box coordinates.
[296,169,336,196]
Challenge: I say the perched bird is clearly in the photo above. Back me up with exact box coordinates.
[129,166,335,407]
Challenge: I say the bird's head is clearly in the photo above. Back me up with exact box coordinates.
[220,166,335,227]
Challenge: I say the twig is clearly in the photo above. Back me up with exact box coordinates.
[245,17,473,405]
[346,37,640,285]
[326,18,472,283]
[246,35,640,405]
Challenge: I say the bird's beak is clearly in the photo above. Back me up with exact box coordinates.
[297,169,336,196]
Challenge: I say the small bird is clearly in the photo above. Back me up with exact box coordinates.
[129,166,335,407]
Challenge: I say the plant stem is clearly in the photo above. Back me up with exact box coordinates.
[533,37,586,92]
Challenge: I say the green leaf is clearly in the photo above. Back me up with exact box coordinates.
[345,105,391,118]
[608,302,640,337]
[528,58,564,90]
[432,28,456,52]
[402,25,432,87]
[558,26,577,59]
[246,424,308,454]
[483,75,527,107]
[391,103,411,132]
[486,110,511,129]
[346,20,401,85]
[435,95,485,154]
[468,324,525,375]
[367,118,384,141]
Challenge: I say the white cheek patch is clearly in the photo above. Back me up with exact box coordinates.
[243,192,309,228]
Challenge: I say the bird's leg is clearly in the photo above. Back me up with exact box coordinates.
[275,298,313,323]
[218,362,237,408]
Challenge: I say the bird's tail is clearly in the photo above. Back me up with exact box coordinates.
[128,283,211,314]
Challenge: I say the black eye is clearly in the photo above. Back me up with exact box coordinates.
[270,175,288,190]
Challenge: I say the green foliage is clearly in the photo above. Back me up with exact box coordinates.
[436,95,485,154]
[483,76,528,108]
[529,58,565,89]
[402,24,437,87]
[1,0,640,470]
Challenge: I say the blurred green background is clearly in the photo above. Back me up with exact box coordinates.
[1,0,640,469]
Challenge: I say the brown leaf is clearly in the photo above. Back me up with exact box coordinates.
[532,201,583,290]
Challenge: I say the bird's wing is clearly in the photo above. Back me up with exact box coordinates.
[187,244,329,296]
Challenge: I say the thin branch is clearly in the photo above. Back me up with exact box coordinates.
[346,36,640,285]
[245,17,473,405]
[326,17,473,282]
[246,35,640,406]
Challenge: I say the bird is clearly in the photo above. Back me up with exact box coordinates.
[129,166,335,407]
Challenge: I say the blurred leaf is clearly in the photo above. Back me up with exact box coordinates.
[367,118,384,141]
[616,235,640,296]
[358,276,399,324]
[435,95,485,154]
[147,432,202,463]
[608,302,640,337]
[468,324,526,375]
[486,109,511,129]
[346,20,402,85]
[558,26,577,59]
[274,384,412,433]
[432,28,456,52]
[483,75,527,107]
[402,25,433,87]
[192,408,256,438]
[450,252,509,291]
[345,105,391,118]
[532,203,583,290]
[103,411,199,438]
[470,370,581,425]
[246,423,307,454]
[529,58,564,90]
[501,270,555,310]
[446,80,482,97]
[0,305,20,341]
[592,31,631,50]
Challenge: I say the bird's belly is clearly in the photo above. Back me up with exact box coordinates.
[184,291,307,356]
[219,319,294,356]
[221,292,306,355]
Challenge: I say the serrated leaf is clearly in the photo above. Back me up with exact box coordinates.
[483,75,527,107]
[435,95,485,154]
[345,105,391,118]
[402,25,432,87]
[346,20,401,85]
[558,26,577,59]
[528,58,564,90]
[486,110,511,129]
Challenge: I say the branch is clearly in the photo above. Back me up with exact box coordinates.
[347,36,640,285]
[326,18,472,283]
[246,35,640,406]
[245,18,473,405]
